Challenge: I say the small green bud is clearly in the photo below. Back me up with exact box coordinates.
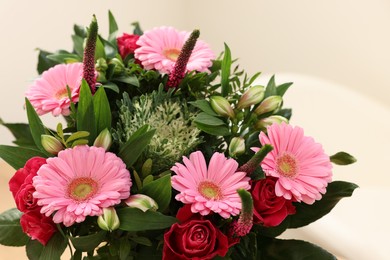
[255,115,289,130]
[237,85,265,110]
[109,58,125,75]
[229,137,245,157]
[97,207,120,232]
[254,95,283,115]
[95,58,108,72]
[93,129,112,151]
[210,96,235,118]
[125,194,158,212]
[41,135,64,155]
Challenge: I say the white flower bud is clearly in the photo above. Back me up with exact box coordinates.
[125,194,158,212]
[93,129,112,151]
[41,135,64,155]
[210,96,235,118]
[229,137,246,157]
[255,116,289,130]
[237,85,265,110]
[254,95,283,115]
[97,207,120,232]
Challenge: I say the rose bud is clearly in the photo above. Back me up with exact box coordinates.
[255,115,289,130]
[254,95,283,115]
[97,207,120,232]
[229,137,245,157]
[125,194,158,212]
[93,128,112,151]
[210,96,235,118]
[236,85,265,110]
[41,135,64,155]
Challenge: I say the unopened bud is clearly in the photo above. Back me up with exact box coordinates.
[93,129,112,151]
[95,58,108,72]
[255,115,289,130]
[97,207,120,232]
[125,194,158,212]
[254,95,283,115]
[229,137,245,157]
[210,96,235,118]
[237,85,265,110]
[109,58,125,75]
[41,135,64,155]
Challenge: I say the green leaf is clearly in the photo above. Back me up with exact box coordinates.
[37,232,68,260]
[141,174,172,212]
[114,75,140,87]
[276,82,293,97]
[194,112,226,126]
[72,34,84,57]
[93,87,112,135]
[69,231,106,252]
[0,145,47,169]
[25,98,49,154]
[46,53,81,63]
[330,152,357,165]
[118,126,155,168]
[102,82,120,93]
[77,80,96,144]
[288,181,359,228]
[132,22,143,35]
[195,122,230,136]
[189,100,218,116]
[0,208,29,246]
[37,49,58,74]
[264,75,277,97]
[0,120,37,148]
[221,43,232,96]
[108,10,119,44]
[65,131,90,144]
[130,236,152,247]
[95,36,106,60]
[26,239,44,260]
[101,37,117,60]
[73,24,87,38]
[117,208,177,232]
[119,237,131,260]
[258,237,336,260]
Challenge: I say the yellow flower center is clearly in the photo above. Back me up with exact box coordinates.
[55,88,69,100]
[163,48,181,61]
[68,177,98,201]
[276,153,298,178]
[198,181,222,200]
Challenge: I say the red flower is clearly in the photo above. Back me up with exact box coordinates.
[251,177,296,227]
[9,157,46,212]
[117,33,140,59]
[163,219,229,260]
[20,209,57,245]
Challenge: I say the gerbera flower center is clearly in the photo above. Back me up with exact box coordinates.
[198,181,222,200]
[67,177,98,201]
[163,48,181,61]
[276,153,298,178]
[55,88,69,99]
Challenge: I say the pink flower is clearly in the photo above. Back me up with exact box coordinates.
[33,145,131,227]
[20,209,57,245]
[26,63,83,116]
[117,33,140,59]
[171,151,250,219]
[134,27,215,74]
[257,123,332,204]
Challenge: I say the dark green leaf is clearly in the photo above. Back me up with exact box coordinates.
[101,37,117,60]
[258,237,336,260]
[93,87,112,135]
[0,208,29,246]
[141,174,172,212]
[131,22,143,35]
[330,152,357,165]
[114,76,139,87]
[118,126,155,168]
[77,80,96,144]
[0,145,47,170]
[194,112,226,126]
[276,82,293,97]
[26,239,44,260]
[74,24,87,38]
[37,49,58,74]
[129,236,152,247]
[117,208,177,232]
[288,181,359,228]
[65,131,90,144]
[119,237,131,260]
[108,10,119,44]
[69,231,106,252]
[25,98,49,154]
[95,37,106,60]
[72,34,84,57]
[38,232,68,260]
[264,75,277,97]
[221,43,232,96]
[189,100,218,116]
[46,53,81,63]
[0,120,37,148]
[102,82,120,93]
[195,122,230,136]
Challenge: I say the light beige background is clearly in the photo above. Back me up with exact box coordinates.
[0,1,389,259]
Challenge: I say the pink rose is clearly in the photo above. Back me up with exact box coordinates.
[251,177,296,227]
[163,219,229,260]
[20,209,57,245]
[9,157,46,212]
[117,33,140,59]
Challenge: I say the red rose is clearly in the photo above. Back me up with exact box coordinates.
[20,209,57,245]
[251,177,296,227]
[117,33,140,59]
[9,157,46,212]
[163,219,229,260]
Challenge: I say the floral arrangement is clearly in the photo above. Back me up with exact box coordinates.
[0,11,357,260]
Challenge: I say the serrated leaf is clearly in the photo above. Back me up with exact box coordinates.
[221,43,232,96]
[141,174,171,212]
[69,231,106,252]
[330,152,357,165]
[0,208,29,246]
[77,80,96,144]
[189,100,218,116]
[117,208,177,232]
[0,145,47,170]
[93,87,112,135]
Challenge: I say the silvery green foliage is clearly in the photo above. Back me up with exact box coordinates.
[113,88,201,172]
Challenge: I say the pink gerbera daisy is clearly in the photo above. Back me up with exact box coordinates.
[171,151,250,219]
[134,27,215,74]
[25,63,83,116]
[257,123,332,204]
[32,145,131,227]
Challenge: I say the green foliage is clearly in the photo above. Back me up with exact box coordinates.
[0,145,47,169]
[26,232,68,260]
[141,174,172,212]
[330,151,357,165]
[69,231,106,252]
[0,208,29,246]
[0,119,37,148]
[77,80,97,144]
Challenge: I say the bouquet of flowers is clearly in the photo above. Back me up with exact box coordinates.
[0,11,357,259]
